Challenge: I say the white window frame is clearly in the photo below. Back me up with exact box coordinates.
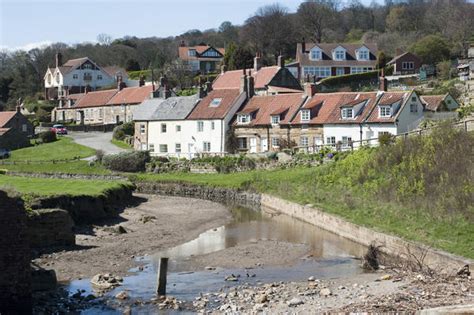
[161,123,167,133]
[310,48,321,61]
[203,142,211,152]
[271,115,280,125]
[334,49,346,60]
[336,67,345,76]
[188,49,196,57]
[379,106,392,117]
[350,67,373,74]
[303,66,331,78]
[238,138,247,149]
[237,114,250,124]
[300,136,309,147]
[342,136,352,147]
[149,144,155,152]
[326,136,336,146]
[271,137,280,148]
[410,103,418,113]
[22,124,27,132]
[357,49,369,61]
[175,143,181,153]
[197,121,204,132]
[159,144,168,153]
[341,108,353,119]
[301,109,310,122]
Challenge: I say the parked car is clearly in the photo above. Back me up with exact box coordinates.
[51,124,68,135]
[0,148,10,159]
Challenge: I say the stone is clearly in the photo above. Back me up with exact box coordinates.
[288,297,304,306]
[115,291,128,300]
[380,274,392,281]
[256,294,268,303]
[308,276,316,281]
[117,226,127,234]
[320,288,332,297]
[205,266,216,271]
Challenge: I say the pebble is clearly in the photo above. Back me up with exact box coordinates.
[287,297,304,307]
[320,288,332,297]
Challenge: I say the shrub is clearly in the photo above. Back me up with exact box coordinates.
[378,133,394,146]
[39,130,57,143]
[0,169,7,175]
[103,151,150,172]
[113,122,134,141]
[95,149,105,164]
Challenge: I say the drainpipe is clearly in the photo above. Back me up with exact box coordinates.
[267,127,270,151]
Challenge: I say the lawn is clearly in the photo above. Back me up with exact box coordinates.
[0,174,131,197]
[111,138,132,150]
[1,160,111,175]
[6,137,95,161]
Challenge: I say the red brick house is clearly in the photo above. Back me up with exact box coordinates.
[0,108,34,150]
[387,52,422,75]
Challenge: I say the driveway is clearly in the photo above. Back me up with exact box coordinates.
[69,132,129,156]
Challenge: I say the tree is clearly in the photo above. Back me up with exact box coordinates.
[218,21,239,44]
[376,51,387,69]
[223,42,237,70]
[125,58,141,71]
[409,35,450,65]
[97,33,113,46]
[297,0,339,43]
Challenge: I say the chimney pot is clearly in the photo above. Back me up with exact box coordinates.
[254,53,262,72]
[301,39,306,54]
[379,69,387,92]
[55,52,63,68]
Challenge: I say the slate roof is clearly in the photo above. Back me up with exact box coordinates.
[213,66,280,90]
[235,93,306,126]
[187,89,242,120]
[133,95,200,121]
[296,43,378,67]
[0,111,17,128]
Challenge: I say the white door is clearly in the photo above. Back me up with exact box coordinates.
[249,137,257,153]
[188,143,194,159]
[261,138,268,152]
[141,143,147,151]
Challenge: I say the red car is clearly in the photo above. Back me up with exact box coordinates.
[51,124,68,135]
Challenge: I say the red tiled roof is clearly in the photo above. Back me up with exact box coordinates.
[235,93,306,126]
[420,95,445,111]
[67,93,84,101]
[107,85,153,106]
[267,86,302,94]
[187,89,242,120]
[74,90,118,108]
[213,66,280,90]
[0,111,16,128]
[366,92,410,123]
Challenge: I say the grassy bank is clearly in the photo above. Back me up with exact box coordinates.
[0,174,131,197]
[111,139,132,149]
[134,126,474,259]
[1,160,111,175]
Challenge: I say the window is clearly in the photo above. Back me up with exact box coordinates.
[161,123,167,133]
[342,136,352,147]
[176,125,181,132]
[310,49,321,60]
[300,136,309,147]
[447,99,452,105]
[211,121,215,130]
[358,49,369,60]
[202,50,219,57]
[379,106,391,117]
[203,142,211,152]
[402,62,414,70]
[56,74,60,83]
[83,72,92,80]
[83,63,92,69]
[98,109,103,120]
[410,103,418,113]
[149,144,155,152]
[210,98,222,107]
[301,110,310,121]
[175,143,181,153]
[97,75,103,80]
[326,136,336,146]
[351,67,373,74]
[159,144,168,153]
[271,115,280,125]
[238,138,248,149]
[334,49,345,60]
[411,96,416,102]
[303,66,331,78]
[271,137,280,148]
[22,124,27,132]
[47,74,52,84]
[197,121,204,132]
[237,114,250,124]
[336,67,345,76]
[188,49,196,56]
[73,74,78,79]
[341,108,353,119]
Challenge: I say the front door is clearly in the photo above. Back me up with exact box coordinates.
[188,143,195,159]
[261,138,268,152]
[249,137,257,153]
[336,67,345,76]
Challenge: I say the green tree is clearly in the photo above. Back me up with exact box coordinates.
[376,51,387,69]
[125,58,141,71]
[223,42,237,70]
[409,35,450,65]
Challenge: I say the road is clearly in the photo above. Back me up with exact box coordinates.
[68,132,129,156]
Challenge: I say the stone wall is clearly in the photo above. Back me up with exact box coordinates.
[27,209,75,248]
[0,190,32,313]
[135,181,261,210]
[6,171,126,181]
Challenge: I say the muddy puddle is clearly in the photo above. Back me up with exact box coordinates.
[65,205,367,313]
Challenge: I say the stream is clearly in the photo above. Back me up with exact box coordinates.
[66,205,367,313]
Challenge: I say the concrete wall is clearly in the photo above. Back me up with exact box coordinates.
[260,194,473,270]
[0,190,32,313]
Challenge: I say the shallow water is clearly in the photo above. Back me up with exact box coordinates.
[67,205,366,313]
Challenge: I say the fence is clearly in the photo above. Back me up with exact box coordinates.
[0,157,83,165]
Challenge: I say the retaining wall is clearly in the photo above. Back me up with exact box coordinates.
[27,209,75,248]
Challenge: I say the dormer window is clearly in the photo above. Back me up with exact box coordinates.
[334,48,346,60]
[188,49,196,57]
[237,114,251,124]
[47,74,52,84]
[301,109,310,121]
[271,115,280,125]
[56,73,60,83]
[357,47,369,60]
[341,108,353,119]
[379,106,391,117]
[310,48,321,60]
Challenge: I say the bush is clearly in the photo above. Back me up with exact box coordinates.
[113,122,134,141]
[39,130,57,143]
[378,133,394,146]
[103,151,150,172]
[95,149,105,164]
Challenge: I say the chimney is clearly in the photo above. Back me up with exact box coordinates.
[301,39,306,54]
[55,52,63,68]
[277,54,285,68]
[159,75,166,87]
[304,83,317,97]
[379,68,387,92]
[254,52,262,72]
[180,40,186,47]
[84,85,91,93]
[240,69,248,95]
[162,84,171,99]
[221,64,226,74]
[247,71,255,98]
[139,75,145,87]
[205,78,212,93]
[117,75,126,91]
[395,48,403,56]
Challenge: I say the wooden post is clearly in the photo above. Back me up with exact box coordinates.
[157,257,168,296]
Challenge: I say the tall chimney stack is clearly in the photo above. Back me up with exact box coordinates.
[254,52,262,72]
[277,54,284,68]
[221,64,226,74]
[117,75,126,91]
[379,68,387,92]
[55,52,63,68]
[301,39,306,54]
[240,69,248,96]
[304,83,317,97]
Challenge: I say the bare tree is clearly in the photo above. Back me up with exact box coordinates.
[96,33,113,46]
[297,0,340,43]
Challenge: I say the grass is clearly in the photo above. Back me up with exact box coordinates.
[1,160,111,175]
[0,174,131,197]
[6,137,95,161]
[111,139,132,150]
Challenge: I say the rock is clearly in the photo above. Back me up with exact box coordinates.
[90,273,123,291]
[380,274,392,281]
[320,288,332,297]
[225,274,239,281]
[115,291,128,300]
[205,266,216,271]
[256,294,268,303]
[338,286,346,290]
[457,265,470,277]
[308,276,316,281]
[117,226,127,234]
[287,297,304,307]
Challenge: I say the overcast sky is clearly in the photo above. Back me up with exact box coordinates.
[1,0,382,51]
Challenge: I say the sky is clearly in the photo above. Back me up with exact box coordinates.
[0,0,381,51]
